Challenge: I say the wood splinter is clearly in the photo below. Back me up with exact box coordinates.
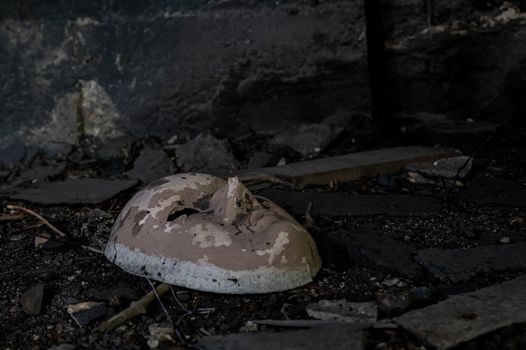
[96,283,170,333]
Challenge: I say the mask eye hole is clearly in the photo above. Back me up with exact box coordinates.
[167,208,200,221]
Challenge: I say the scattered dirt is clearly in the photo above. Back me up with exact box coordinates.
[1,129,525,349]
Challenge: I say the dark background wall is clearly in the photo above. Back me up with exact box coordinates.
[0,0,369,155]
[0,0,524,159]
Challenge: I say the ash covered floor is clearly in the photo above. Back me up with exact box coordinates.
[1,127,526,350]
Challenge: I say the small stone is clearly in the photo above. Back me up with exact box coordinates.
[270,122,342,157]
[67,301,107,327]
[383,277,401,287]
[247,152,274,169]
[499,236,511,244]
[147,323,175,349]
[126,145,176,184]
[175,133,239,174]
[20,283,45,315]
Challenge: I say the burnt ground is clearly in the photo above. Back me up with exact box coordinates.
[1,128,526,350]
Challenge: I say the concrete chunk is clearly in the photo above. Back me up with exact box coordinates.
[417,242,526,282]
[396,276,526,350]
[237,146,459,187]
[198,324,365,350]
[3,178,137,204]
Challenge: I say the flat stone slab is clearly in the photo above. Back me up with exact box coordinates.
[237,146,459,187]
[417,242,526,282]
[259,190,441,216]
[396,276,526,350]
[198,324,364,350]
[325,229,421,278]
[3,178,138,204]
[460,176,526,207]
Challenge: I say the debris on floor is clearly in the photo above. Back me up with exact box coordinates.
[324,229,421,278]
[396,275,526,350]
[67,301,107,327]
[238,146,460,187]
[198,324,365,350]
[417,242,526,282]
[2,178,138,204]
[125,145,176,184]
[146,323,176,349]
[305,299,377,326]
[405,155,472,185]
[20,283,45,315]
[269,117,345,157]
[173,133,240,174]
[105,174,321,293]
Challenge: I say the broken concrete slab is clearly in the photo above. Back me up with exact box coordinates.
[20,283,45,315]
[306,300,377,326]
[67,301,107,327]
[198,324,365,350]
[126,145,176,184]
[417,242,526,282]
[174,133,240,174]
[9,162,66,187]
[2,178,137,204]
[258,190,441,216]
[237,146,460,188]
[396,276,526,350]
[460,176,526,207]
[405,156,472,185]
[324,229,421,278]
[270,123,342,157]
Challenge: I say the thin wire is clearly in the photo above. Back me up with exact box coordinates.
[145,277,173,326]
[169,285,191,313]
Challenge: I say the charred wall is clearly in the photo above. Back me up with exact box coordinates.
[0,0,525,165]
[0,0,369,160]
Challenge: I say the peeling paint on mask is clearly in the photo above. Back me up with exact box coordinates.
[104,173,321,294]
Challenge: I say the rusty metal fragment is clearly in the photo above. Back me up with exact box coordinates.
[105,173,321,294]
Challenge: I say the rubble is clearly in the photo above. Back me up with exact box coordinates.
[417,242,526,282]
[105,173,321,293]
[238,146,460,188]
[306,300,377,326]
[377,287,433,317]
[198,324,365,350]
[67,301,107,327]
[324,229,421,278]
[396,276,526,350]
[3,178,138,204]
[126,145,176,184]
[405,155,472,185]
[174,133,240,174]
[269,122,342,157]
[247,152,274,169]
[20,283,45,315]
[146,323,175,349]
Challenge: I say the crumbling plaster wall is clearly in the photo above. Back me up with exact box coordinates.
[0,0,369,158]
